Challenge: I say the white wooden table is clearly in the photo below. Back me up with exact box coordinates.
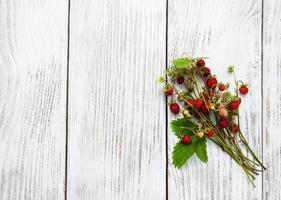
[0,0,280,199]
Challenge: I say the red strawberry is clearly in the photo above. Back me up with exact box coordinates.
[170,103,180,114]
[219,84,226,91]
[206,130,214,138]
[164,85,174,96]
[237,98,241,105]
[239,85,249,95]
[201,104,208,113]
[202,67,211,77]
[197,59,205,67]
[229,101,239,110]
[185,99,194,106]
[182,135,192,144]
[232,124,240,133]
[193,99,203,109]
[201,101,210,114]
[176,76,185,84]
[218,119,230,128]
[206,77,218,88]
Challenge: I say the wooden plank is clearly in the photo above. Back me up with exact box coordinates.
[0,0,68,199]
[67,0,166,199]
[263,0,281,199]
[168,0,263,199]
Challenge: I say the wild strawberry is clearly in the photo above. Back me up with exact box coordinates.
[201,104,209,113]
[176,76,185,84]
[170,103,180,114]
[197,131,204,138]
[219,107,228,117]
[193,99,203,109]
[202,67,211,77]
[229,101,239,110]
[183,109,191,118]
[232,124,240,133]
[206,130,214,137]
[237,98,241,105]
[239,85,249,95]
[219,84,226,91]
[218,119,230,128]
[206,77,218,88]
[197,59,205,67]
[209,103,215,110]
[185,99,194,106]
[201,101,210,114]
[182,135,192,144]
[164,85,174,96]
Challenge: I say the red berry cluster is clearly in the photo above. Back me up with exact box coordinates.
[160,56,264,183]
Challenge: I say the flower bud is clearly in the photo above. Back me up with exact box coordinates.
[228,65,235,73]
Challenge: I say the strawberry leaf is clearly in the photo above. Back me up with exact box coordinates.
[172,57,193,69]
[170,118,197,139]
[195,137,208,163]
[172,142,195,168]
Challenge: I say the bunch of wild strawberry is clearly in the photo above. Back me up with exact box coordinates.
[159,57,265,186]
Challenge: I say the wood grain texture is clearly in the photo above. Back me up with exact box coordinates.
[1,0,280,199]
[263,0,281,199]
[0,0,68,199]
[168,0,263,199]
[67,0,166,199]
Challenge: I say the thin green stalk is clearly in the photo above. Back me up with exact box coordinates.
[210,137,256,186]
[237,115,266,170]
[196,110,260,174]
[196,112,257,173]
[225,128,260,169]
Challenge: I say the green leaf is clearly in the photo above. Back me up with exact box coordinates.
[190,135,200,143]
[172,142,195,168]
[172,57,193,68]
[195,137,208,163]
[170,118,197,138]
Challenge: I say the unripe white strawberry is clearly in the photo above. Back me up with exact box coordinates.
[197,131,204,138]
[210,103,215,110]
[183,109,191,118]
